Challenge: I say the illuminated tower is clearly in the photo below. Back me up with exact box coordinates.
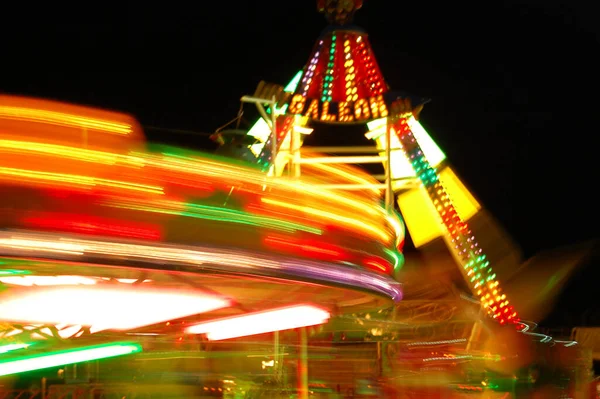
[241,0,522,327]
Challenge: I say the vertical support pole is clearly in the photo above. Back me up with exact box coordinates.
[384,118,393,212]
[290,119,302,178]
[270,96,278,177]
[289,123,295,177]
[41,377,47,399]
[466,312,484,352]
[297,327,308,399]
[376,341,383,377]
[274,331,280,380]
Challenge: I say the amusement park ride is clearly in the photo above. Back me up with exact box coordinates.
[0,0,594,398]
[221,0,522,328]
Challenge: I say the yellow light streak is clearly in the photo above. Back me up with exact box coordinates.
[0,167,163,195]
[0,106,132,135]
[0,140,143,167]
[261,197,392,243]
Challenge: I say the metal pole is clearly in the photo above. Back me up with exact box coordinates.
[294,125,302,177]
[271,96,278,176]
[466,311,485,352]
[289,124,295,177]
[384,118,393,212]
[376,342,383,377]
[297,327,308,399]
[274,331,280,380]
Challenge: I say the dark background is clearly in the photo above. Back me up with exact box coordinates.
[1,1,598,326]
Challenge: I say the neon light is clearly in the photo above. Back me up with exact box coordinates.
[261,197,393,243]
[264,235,346,262]
[0,286,230,332]
[0,233,404,302]
[0,166,163,195]
[248,71,304,155]
[289,30,389,123]
[185,305,330,340]
[0,140,138,165]
[0,342,141,376]
[22,213,162,241]
[322,33,336,103]
[284,71,303,93]
[288,95,388,123]
[0,269,30,276]
[108,198,322,235]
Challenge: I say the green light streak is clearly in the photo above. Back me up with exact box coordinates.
[0,269,30,276]
[383,248,404,271]
[284,71,303,93]
[0,342,141,376]
[109,202,321,236]
[0,259,31,276]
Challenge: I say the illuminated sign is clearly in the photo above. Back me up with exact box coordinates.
[287,94,388,123]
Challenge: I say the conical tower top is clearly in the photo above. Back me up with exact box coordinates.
[317,0,363,25]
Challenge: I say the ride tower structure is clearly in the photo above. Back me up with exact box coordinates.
[237,0,523,333]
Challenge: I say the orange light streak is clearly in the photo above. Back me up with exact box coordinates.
[261,197,393,243]
[0,106,132,135]
[0,166,163,195]
[0,139,143,167]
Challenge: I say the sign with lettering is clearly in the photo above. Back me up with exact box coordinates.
[287,94,389,123]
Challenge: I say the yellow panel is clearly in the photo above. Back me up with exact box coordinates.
[397,166,481,248]
[439,167,480,221]
[397,185,443,248]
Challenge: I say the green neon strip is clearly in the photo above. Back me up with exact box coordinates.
[0,269,30,276]
[0,259,31,276]
[183,203,321,235]
[383,248,404,271]
[0,342,142,376]
[109,202,322,236]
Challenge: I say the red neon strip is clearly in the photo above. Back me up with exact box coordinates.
[21,212,161,241]
[264,235,346,262]
[363,256,392,274]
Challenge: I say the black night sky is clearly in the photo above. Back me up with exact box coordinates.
[2,2,598,325]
